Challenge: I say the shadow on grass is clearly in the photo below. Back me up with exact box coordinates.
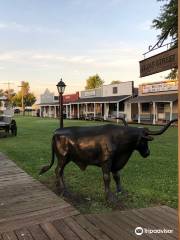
[40,175,133,214]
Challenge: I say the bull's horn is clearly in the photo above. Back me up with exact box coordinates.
[147,118,178,135]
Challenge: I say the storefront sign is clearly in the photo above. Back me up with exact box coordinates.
[142,80,178,94]
[139,48,178,77]
[84,90,96,97]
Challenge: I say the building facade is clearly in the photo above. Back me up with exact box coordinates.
[39,80,178,124]
[129,80,178,124]
[39,81,134,122]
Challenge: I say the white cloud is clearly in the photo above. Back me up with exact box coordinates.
[0,46,141,69]
[0,21,62,34]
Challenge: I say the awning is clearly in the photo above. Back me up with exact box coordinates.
[76,95,131,103]
[128,93,178,103]
[39,95,131,105]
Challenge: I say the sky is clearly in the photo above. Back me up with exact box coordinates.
[0,0,171,97]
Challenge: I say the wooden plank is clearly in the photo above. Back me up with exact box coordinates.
[15,228,34,240]
[0,190,58,205]
[97,212,147,240]
[160,206,177,216]
[132,209,177,240]
[118,210,173,240]
[53,219,80,240]
[74,215,111,240]
[86,214,133,240]
[28,224,49,240]
[41,222,65,240]
[137,207,177,230]
[0,201,69,219]
[0,203,72,224]
[0,205,79,233]
[1,232,18,240]
[98,212,146,240]
[64,217,94,240]
[0,182,55,197]
[144,207,178,226]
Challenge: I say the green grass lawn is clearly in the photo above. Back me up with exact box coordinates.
[0,116,178,213]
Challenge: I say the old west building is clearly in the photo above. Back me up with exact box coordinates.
[39,81,135,122]
[40,89,79,118]
[39,80,178,124]
[129,80,178,124]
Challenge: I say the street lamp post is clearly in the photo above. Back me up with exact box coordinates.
[56,78,66,128]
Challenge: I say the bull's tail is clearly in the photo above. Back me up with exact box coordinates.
[39,136,55,175]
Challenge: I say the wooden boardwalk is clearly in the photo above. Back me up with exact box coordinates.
[0,153,178,240]
[0,153,79,233]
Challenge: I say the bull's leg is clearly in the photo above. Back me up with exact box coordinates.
[112,171,122,193]
[102,162,116,202]
[57,159,70,195]
[55,164,60,187]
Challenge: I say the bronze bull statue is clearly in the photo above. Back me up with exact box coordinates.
[40,119,177,202]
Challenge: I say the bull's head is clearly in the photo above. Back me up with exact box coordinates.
[136,118,177,158]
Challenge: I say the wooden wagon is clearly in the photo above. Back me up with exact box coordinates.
[0,115,17,136]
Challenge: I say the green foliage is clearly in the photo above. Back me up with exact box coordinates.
[11,81,36,107]
[4,88,16,103]
[85,74,104,89]
[111,80,121,84]
[0,117,177,213]
[152,0,178,45]
[0,89,3,96]
[165,68,178,80]
[152,0,178,79]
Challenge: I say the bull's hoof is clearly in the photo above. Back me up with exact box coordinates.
[63,189,71,198]
[56,187,71,198]
[117,188,122,194]
[106,192,117,203]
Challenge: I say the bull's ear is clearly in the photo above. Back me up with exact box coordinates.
[142,135,154,141]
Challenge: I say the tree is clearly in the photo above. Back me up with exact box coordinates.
[152,0,178,79]
[111,80,121,84]
[0,89,3,97]
[11,81,36,111]
[152,0,177,45]
[4,88,15,103]
[85,74,104,89]
[0,89,3,107]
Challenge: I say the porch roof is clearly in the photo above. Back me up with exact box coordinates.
[76,95,131,103]
[39,95,131,105]
[128,93,178,103]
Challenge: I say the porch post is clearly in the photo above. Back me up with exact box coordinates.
[153,102,156,125]
[66,105,68,118]
[94,103,96,119]
[170,101,173,121]
[104,103,106,120]
[69,104,72,119]
[85,104,87,117]
[138,102,141,124]
[117,102,119,123]
[48,106,50,117]
[54,105,57,118]
[77,103,80,119]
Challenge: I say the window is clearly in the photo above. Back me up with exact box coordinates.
[141,103,150,113]
[119,102,124,111]
[113,87,118,94]
[54,96,58,101]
